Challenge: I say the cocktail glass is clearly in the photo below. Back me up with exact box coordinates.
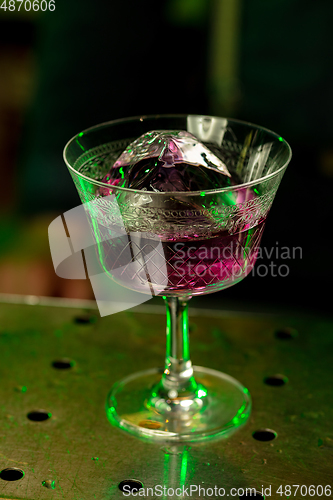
[63,115,292,442]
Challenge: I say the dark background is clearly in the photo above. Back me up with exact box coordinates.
[0,0,332,314]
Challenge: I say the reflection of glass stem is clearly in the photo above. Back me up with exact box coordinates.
[162,446,189,499]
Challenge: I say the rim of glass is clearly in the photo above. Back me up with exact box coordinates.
[64,114,292,195]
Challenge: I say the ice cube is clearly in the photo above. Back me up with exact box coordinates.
[101,130,232,192]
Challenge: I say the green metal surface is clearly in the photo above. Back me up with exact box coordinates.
[0,298,332,499]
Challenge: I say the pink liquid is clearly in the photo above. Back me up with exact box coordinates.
[97,219,265,296]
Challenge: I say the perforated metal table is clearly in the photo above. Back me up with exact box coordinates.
[0,296,332,499]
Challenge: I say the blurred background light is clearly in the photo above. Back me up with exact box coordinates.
[0,0,331,313]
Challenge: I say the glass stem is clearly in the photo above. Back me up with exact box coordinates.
[161,296,197,395]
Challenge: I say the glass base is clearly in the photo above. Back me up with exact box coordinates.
[106,366,251,443]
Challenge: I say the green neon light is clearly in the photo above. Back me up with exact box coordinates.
[197,388,207,398]
[163,452,170,486]
[76,133,85,151]
[182,304,190,360]
[180,448,188,487]
[165,301,172,358]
